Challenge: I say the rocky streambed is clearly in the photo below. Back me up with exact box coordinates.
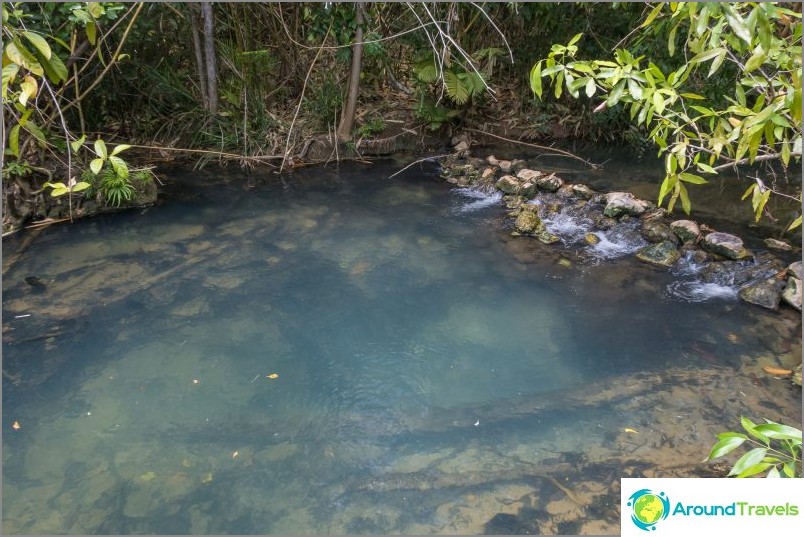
[438,143,802,386]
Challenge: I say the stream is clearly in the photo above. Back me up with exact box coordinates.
[2,152,801,534]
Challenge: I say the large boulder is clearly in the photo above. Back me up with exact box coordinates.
[670,220,700,243]
[782,276,802,311]
[701,232,749,260]
[636,241,681,267]
[603,192,650,218]
[738,277,785,310]
[495,175,520,195]
[537,173,564,192]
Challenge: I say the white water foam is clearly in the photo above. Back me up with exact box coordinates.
[542,211,591,244]
[589,226,648,260]
[453,187,503,213]
[667,280,739,302]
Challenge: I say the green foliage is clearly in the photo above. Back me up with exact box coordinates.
[414,56,487,107]
[97,166,133,207]
[706,417,802,478]
[356,116,385,138]
[304,74,343,129]
[531,3,802,229]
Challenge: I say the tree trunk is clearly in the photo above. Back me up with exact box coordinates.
[200,2,218,116]
[337,3,365,140]
[189,4,209,110]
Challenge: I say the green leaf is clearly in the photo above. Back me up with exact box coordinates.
[8,124,20,157]
[19,75,37,106]
[23,122,46,143]
[706,434,747,461]
[109,155,129,179]
[641,3,665,28]
[736,462,772,478]
[678,181,691,214]
[5,40,43,76]
[86,22,97,45]
[679,172,708,184]
[90,158,104,174]
[627,78,643,100]
[568,33,583,46]
[111,144,132,156]
[742,183,757,201]
[782,461,796,477]
[94,139,107,159]
[728,448,768,476]
[585,78,595,98]
[2,63,20,98]
[767,466,781,478]
[652,91,665,113]
[606,79,626,107]
[723,5,752,44]
[753,423,802,441]
[70,134,86,153]
[70,181,91,193]
[787,215,802,232]
[681,93,706,100]
[690,47,726,65]
[696,163,717,174]
[708,48,727,77]
[45,53,68,83]
[22,31,51,60]
[741,416,770,445]
[744,48,767,73]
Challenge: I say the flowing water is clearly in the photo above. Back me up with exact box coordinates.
[2,155,801,534]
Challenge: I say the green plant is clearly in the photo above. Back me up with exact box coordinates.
[530,3,802,231]
[98,167,133,206]
[705,417,802,478]
[356,116,385,138]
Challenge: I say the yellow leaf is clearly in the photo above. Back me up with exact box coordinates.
[624,428,639,434]
[12,420,21,430]
[266,373,279,379]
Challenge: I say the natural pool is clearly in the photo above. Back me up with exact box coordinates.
[2,155,801,534]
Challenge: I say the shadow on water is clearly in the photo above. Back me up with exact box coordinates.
[2,158,800,534]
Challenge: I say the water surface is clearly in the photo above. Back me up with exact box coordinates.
[3,158,801,534]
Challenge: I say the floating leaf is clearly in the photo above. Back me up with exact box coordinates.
[12,420,21,430]
[266,373,279,379]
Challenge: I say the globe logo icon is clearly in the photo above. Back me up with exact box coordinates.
[627,489,670,531]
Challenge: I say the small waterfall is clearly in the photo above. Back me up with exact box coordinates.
[453,187,503,213]
[667,251,739,302]
[541,204,647,260]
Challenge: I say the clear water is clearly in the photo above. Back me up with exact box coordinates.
[3,160,801,534]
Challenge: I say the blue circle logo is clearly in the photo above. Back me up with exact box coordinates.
[627,489,670,531]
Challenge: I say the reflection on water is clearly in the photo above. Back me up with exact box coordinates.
[2,160,801,534]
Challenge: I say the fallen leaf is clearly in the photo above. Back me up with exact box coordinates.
[762,366,793,376]
[623,428,639,434]
[192,379,200,384]
[727,333,739,343]
[12,421,21,430]
[201,472,213,484]
[266,373,279,379]
[232,451,239,459]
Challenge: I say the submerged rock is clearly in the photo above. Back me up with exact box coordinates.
[495,175,520,195]
[764,238,794,251]
[782,277,802,311]
[792,364,802,387]
[670,220,700,243]
[603,192,650,218]
[534,229,560,244]
[594,215,618,230]
[701,232,749,260]
[498,160,514,173]
[481,167,496,180]
[486,155,500,166]
[636,240,681,267]
[738,277,785,310]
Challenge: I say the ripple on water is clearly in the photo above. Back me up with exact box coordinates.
[453,187,503,213]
